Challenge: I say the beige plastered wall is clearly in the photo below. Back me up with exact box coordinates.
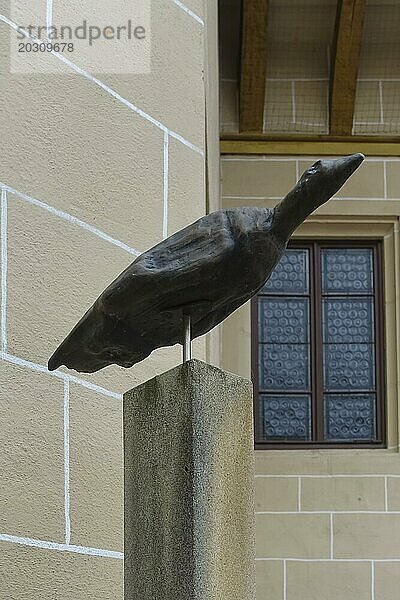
[221,154,400,600]
[0,1,219,597]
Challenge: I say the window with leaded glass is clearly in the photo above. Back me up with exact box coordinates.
[252,241,385,448]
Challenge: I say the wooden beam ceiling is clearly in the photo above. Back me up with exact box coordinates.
[330,0,367,136]
[239,0,268,133]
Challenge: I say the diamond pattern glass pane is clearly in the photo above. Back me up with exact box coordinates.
[324,394,376,441]
[262,249,309,294]
[260,395,311,440]
[322,248,374,294]
[322,298,374,343]
[259,344,310,391]
[324,343,375,391]
[258,297,310,344]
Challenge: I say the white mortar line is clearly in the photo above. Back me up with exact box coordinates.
[221,157,300,162]
[219,72,224,120]
[0,15,204,157]
[384,476,388,511]
[267,78,329,82]
[0,181,140,256]
[326,44,331,77]
[330,513,334,559]
[359,78,400,82]
[283,559,287,600]
[163,131,169,239]
[325,82,330,134]
[293,122,325,128]
[222,195,282,201]
[255,475,399,479]
[378,81,384,125]
[371,561,375,600]
[256,510,400,514]
[171,0,204,25]
[325,196,395,201]
[169,130,203,155]
[225,195,400,202]
[354,121,386,126]
[0,533,123,559]
[383,160,388,200]
[0,351,122,400]
[1,189,7,353]
[256,557,385,562]
[297,477,301,511]
[332,196,394,202]
[46,0,53,34]
[64,380,71,545]
[291,81,296,124]
[295,160,300,181]
[66,371,122,399]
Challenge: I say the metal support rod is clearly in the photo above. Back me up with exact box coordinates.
[183,314,192,363]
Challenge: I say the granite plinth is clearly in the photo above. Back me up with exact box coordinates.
[124,359,255,600]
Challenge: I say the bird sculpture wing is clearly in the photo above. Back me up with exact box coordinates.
[48,210,238,373]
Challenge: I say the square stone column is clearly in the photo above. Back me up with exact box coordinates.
[124,359,255,600]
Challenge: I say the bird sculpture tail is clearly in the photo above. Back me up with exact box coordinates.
[272,153,365,241]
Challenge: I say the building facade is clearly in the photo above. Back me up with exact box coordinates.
[0,0,219,597]
[1,0,400,598]
[220,1,400,598]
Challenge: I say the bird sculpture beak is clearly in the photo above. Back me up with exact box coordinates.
[330,152,365,185]
[302,152,366,206]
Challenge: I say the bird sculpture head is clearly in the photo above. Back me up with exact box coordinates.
[300,153,364,207]
[272,153,365,241]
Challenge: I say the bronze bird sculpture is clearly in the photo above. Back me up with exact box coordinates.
[48,153,365,373]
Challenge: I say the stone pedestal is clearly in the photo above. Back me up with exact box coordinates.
[124,359,255,600]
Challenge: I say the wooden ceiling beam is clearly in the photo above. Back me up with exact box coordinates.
[220,138,400,157]
[239,0,269,133]
[329,0,367,136]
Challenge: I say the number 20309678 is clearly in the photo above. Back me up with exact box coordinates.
[18,42,74,52]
